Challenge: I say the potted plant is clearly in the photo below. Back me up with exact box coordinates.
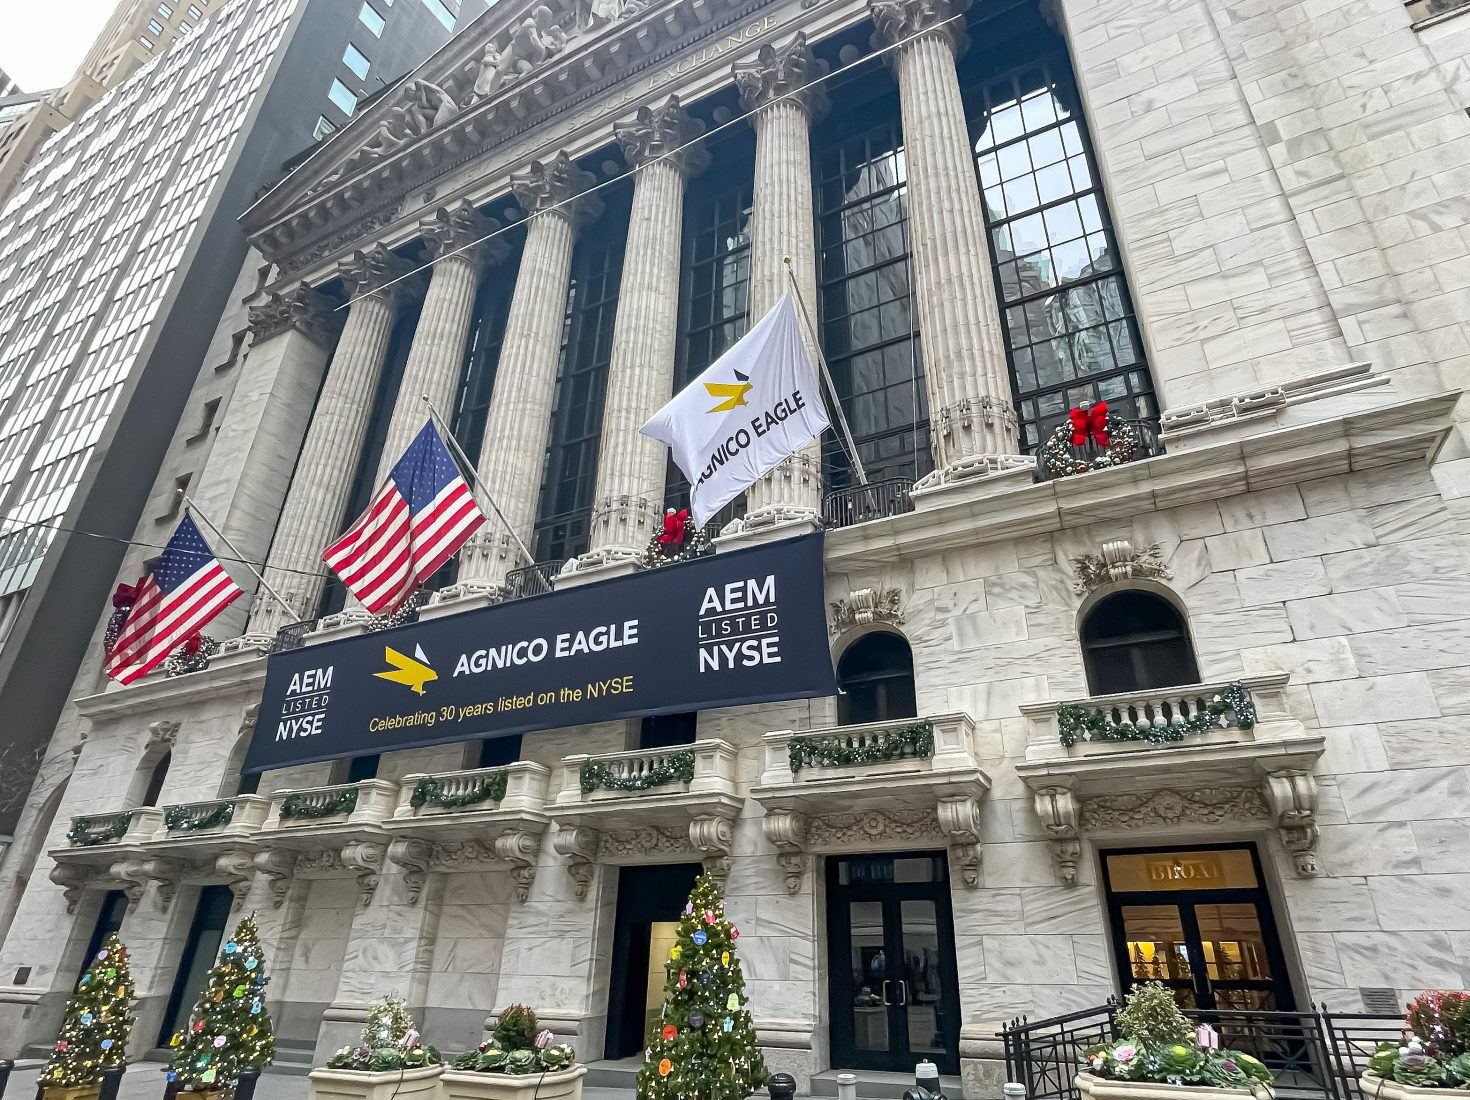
[443,1005,585,1100]
[38,934,136,1100]
[309,995,443,1100]
[1362,991,1470,1099]
[1079,984,1275,1100]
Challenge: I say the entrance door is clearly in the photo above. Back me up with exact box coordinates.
[604,863,702,1061]
[827,852,961,1074]
[1102,846,1295,1015]
[158,885,234,1044]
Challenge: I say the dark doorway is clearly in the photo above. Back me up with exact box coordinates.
[827,852,961,1074]
[604,863,702,1060]
[78,890,128,984]
[477,734,523,768]
[158,885,234,1044]
[638,712,697,749]
[836,633,917,726]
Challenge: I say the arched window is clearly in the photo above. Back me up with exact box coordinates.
[139,750,171,808]
[837,632,917,726]
[1080,591,1200,695]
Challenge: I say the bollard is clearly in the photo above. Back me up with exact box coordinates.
[0,1060,11,1100]
[902,1060,946,1100]
[768,1072,798,1100]
[1004,1084,1028,1100]
[234,1071,261,1100]
[98,1067,125,1100]
[837,1071,858,1100]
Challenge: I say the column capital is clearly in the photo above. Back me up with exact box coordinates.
[419,199,509,268]
[614,95,710,175]
[733,34,829,118]
[247,282,340,346]
[337,243,413,304]
[510,151,603,230]
[868,0,970,54]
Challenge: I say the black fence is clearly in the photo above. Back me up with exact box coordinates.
[270,618,317,653]
[505,560,563,600]
[822,477,916,528]
[1000,1003,1405,1100]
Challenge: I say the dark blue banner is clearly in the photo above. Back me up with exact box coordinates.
[244,533,834,771]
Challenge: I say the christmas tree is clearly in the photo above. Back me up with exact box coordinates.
[40,934,135,1088]
[166,914,275,1091]
[636,874,769,1100]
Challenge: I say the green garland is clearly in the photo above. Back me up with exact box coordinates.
[411,771,509,810]
[788,721,935,774]
[281,788,359,820]
[580,750,695,794]
[1058,682,1257,748]
[67,813,132,847]
[164,800,236,832]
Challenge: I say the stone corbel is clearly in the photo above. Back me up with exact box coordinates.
[493,829,541,902]
[689,815,735,884]
[387,839,434,905]
[1033,785,1081,886]
[761,810,809,896]
[147,720,180,751]
[215,850,256,911]
[253,849,298,909]
[936,796,983,888]
[340,841,386,907]
[553,826,599,900]
[829,588,904,635]
[111,858,180,908]
[1263,770,1320,877]
[50,862,90,914]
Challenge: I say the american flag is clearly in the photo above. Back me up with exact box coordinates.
[104,515,244,685]
[323,420,486,613]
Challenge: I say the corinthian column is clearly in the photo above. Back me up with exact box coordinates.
[248,246,410,635]
[574,97,707,573]
[870,0,1032,495]
[450,153,601,596]
[736,35,827,530]
[376,200,507,477]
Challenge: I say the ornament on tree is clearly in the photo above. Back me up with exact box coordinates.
[166,915,276,1091]
[641,506,712,569]
[40,934,136,1089]
[635,873,769,1100]
[1041,400,1142,479]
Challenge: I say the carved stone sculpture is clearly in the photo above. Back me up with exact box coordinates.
[830,588,904,633]
[1071,540,1171,595]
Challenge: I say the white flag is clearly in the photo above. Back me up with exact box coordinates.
[642,295,830,529]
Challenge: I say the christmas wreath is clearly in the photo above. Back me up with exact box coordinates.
[641,508,712,568]
[1042,401,1140,478]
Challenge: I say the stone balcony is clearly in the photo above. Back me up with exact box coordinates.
[748,713,990,893]
[251,779,397,908]
[381,762,552,903]
[545,740,742,897]
[1014,673,1326,884]
[49,808,166,912]
[135,795,273,908]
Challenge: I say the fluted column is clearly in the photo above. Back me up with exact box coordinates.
[736,35,827,529]
[871,0,1031,491]
[575,98,707,570]
[376,200,506,477]
[451,153,601,595]
[248,246,409,635]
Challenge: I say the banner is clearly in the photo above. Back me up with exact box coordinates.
[244,533,835,772]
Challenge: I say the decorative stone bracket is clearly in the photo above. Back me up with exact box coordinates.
[215,849,256,911]
[339,841,386,907]
[553,814,735,900]
[49,862,90,914]
[112,857,182,909]
[1263,770,1320,877]
[387,829,543,904]
[1030,786,1082,886]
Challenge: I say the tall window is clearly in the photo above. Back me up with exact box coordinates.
[1080,591,1199,695]
[533,187,630,563]
[959,10,1154,453]
[814,93,928,489]
[837,632,917,726]
[139,750,171,808]
[453,241,522,465]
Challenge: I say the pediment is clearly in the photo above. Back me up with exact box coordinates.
[245,0,764,274]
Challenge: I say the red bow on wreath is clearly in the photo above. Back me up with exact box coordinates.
[1068,401,1110,447]
[181,633,204,657]
[111,582,138,609]
[660,508,690,546]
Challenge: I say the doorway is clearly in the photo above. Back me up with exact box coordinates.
[158,885,234,1044]
[78,891,128,984]
[1102,845,1296,1015]
[604,863,702,1061]
[827,852,961,1074]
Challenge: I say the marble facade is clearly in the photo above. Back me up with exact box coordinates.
[0,0,1468,1091]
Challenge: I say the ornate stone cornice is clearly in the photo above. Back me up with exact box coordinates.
[868,0,969,53]
[733,33,829,117]
[510,152,602,228]
[247,283,339,346]
[420,199,508,268]
[613,95,709,175]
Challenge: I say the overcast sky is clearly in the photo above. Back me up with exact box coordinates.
[0,0,118,92]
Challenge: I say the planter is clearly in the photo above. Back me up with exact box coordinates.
[441,1066,587,1100]
[1363,1073,1470,1100]
[308,1065,445,1100]
[40,1087,101,1100]
[1077,1072,1269,1100]
[171,1091,226,1100]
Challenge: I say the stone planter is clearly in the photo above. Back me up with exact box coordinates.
[1362,1073,1470,1100]
[1077,1072,1267,1100]
[40,1086,101,1100]
[308,1064,445,1100]
[441,1066,587,1100]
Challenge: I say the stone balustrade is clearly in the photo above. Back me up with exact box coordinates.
[392,761,551,821]
[555,739,739,806]
[757,712,979,787]
[261,779,397,832]
[157,795,272,839]
[64,808,161,849]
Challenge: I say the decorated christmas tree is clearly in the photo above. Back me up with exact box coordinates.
[636,874,769,1100]
[166,914,275,1091]
[40,934,135,1089]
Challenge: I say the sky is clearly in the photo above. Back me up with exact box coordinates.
[0,0,118,92]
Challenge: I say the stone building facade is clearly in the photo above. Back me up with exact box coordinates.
[0,0,1468,1090]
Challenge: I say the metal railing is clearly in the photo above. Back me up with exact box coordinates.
[271,619,317,654]
[1001,1003,1405,1100]
[506,560,563,601]
[822,478,916,528]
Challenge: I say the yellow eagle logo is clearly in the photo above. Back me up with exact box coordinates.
[704,369,752,413]
[375,645,437,696]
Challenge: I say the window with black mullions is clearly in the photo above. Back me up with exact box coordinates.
[837,631,917,726]
[814,100,929,490]
[452,238,523,466]
[961,37,1155,455]
[1081,590,1200,695]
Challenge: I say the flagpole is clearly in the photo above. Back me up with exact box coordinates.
[177,491,298,619]
[418,395,538,571]
[783,258,870,486]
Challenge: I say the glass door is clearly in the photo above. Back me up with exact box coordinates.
[827,854,961,1074]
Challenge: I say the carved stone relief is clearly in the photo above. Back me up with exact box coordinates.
[1070,540,1171,596]
[829,588,904,634]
